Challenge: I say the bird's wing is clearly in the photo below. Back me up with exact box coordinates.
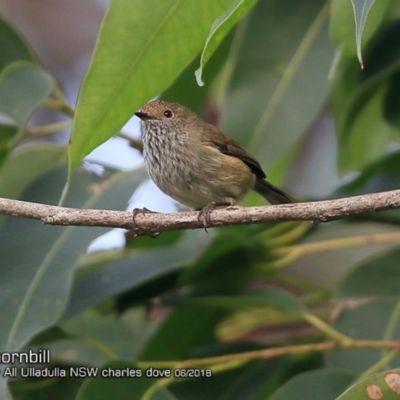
[202,126,266,179]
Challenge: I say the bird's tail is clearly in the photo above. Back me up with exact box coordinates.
[254,178,296,205]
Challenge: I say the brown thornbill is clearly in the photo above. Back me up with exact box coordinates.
[135,100,295,224]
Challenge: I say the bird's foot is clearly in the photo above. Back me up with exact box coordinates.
[198,201,231,232]
[132,207,158,226]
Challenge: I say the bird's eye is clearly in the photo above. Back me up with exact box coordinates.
[163,110,173,118]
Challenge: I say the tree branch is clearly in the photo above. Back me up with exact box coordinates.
[0,189,399,236]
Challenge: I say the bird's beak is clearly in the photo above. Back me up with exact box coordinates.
[135,111,153,120]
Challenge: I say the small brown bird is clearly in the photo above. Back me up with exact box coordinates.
[135,100,295,223]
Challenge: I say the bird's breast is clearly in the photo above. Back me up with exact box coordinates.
[142,128,255,208]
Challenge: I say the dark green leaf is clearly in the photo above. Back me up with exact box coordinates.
[332,20,400,172]
[11,375,84,400]
[70,0,234,174]
[0,15,39,73]
[141,307,227,361]
[383,70,400,129]
[171,358,288,400]
[0,124,17,165]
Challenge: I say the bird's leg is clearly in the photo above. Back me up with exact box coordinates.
[197,200,233,230]
[132,207,158,226]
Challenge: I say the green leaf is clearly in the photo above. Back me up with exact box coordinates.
[0,15,39,73]
[0,165,146,398]
[221,0,333,172]
[141,307,227,360]
[76,360,177,400]
[69,0,234,174]
[11,374,84,400]
[46,309,154,366]
[171,358,289,400]
[162,30,234,114]
[0,143,67,200]
[335,249,400,298]
[335,150,400,195]
[326,298,400,372]
[335,83,397,172]
[332,20,400,172]
[351,0,376,68]
[268,368,357,400]
[63,230,214,318]
[329,0,390,66]
[383,70,400,129]
[337,368,400,400]
[195,0,257,86]
[0,124,17,165]
[0,61,53,128]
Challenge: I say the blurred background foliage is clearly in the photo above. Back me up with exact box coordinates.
[1,0,400,399]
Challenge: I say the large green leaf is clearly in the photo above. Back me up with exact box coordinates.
[69,0,234,174]
[221,0,333,173]
[0,165,145,398]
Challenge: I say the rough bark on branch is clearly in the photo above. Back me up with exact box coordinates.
[0,190,399,236]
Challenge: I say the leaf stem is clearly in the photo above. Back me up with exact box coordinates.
[44,98,75,117]
[270,232,400,267]
[137,339,400,370]
[303,312,349,341]
[28,120,73,137]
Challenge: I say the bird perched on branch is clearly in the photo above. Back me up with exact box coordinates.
[135,100,295,224]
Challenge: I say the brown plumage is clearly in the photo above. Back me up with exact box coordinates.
[135,100,295,220]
